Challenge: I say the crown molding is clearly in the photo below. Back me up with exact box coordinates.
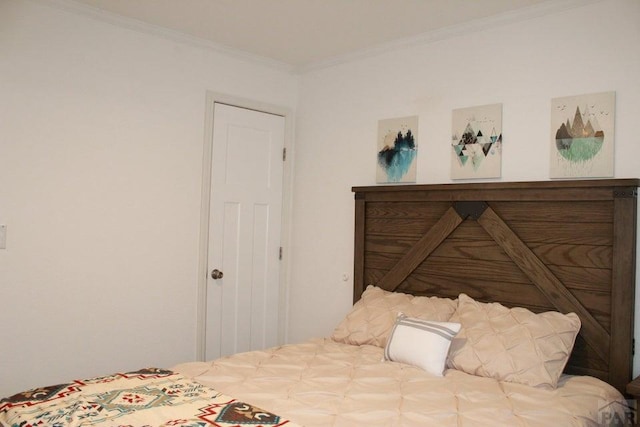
[26,0,603,75]
[299,0,604,73]
[27,0,296,74]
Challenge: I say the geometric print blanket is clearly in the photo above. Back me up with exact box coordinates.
[0,368,299,427]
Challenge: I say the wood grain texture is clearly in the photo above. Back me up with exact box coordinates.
[477,206,609,361]
[375,207,463,292]
[352,179,638,394]
[609,194,637,392]
[353,198,366,303]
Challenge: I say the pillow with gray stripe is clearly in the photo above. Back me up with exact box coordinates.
[384,312,461,376]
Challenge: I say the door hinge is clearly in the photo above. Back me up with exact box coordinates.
[633,338,636,356]
[279,247,283,260]
[282,147,287,161]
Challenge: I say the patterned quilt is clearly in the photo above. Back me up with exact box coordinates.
[0,368,298,427]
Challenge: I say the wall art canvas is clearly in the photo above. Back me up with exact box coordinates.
[550,91,615,178]
[376,116,418,183]
[451,103,502,179]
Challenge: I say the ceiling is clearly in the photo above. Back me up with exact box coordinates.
[68,0,580,70]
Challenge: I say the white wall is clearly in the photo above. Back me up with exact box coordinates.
[289,0,640,372]
[0,0,298,397]
[2,0,639,399]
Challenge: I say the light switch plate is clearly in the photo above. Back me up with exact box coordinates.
[0,225,6,249]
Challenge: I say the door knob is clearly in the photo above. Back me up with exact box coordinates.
[211,269,224,280]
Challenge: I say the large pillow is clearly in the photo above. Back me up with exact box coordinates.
[384,313,460,376]
[331,285,457,348]
[446,293,581,389]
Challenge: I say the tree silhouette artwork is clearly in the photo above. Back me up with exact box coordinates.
[378,129,416,182]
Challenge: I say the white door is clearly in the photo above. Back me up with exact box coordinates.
[205,103,285,360]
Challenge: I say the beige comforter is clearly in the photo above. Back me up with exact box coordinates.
[174,338,628,426]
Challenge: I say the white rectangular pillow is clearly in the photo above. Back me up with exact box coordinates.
[384,312,460,377]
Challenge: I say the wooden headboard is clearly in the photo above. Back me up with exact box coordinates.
[352,179,638,394]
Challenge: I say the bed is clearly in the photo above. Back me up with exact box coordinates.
[2,179,638,426]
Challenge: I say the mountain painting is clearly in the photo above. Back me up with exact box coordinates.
[550,92,615,178]
[451,104,502,179]
[376,116,418,183]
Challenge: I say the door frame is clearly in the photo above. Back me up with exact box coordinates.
[196,91,295,361]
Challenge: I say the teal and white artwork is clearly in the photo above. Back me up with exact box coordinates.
[376,116,418,183]
[550,91,615,178]
[451,104,502,179]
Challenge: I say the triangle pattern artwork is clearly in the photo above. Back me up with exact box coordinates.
[451,104,502,179]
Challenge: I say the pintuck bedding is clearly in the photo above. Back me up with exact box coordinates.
[174,338,625,427]
[0,287,631,426]
[172,287,628,427]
